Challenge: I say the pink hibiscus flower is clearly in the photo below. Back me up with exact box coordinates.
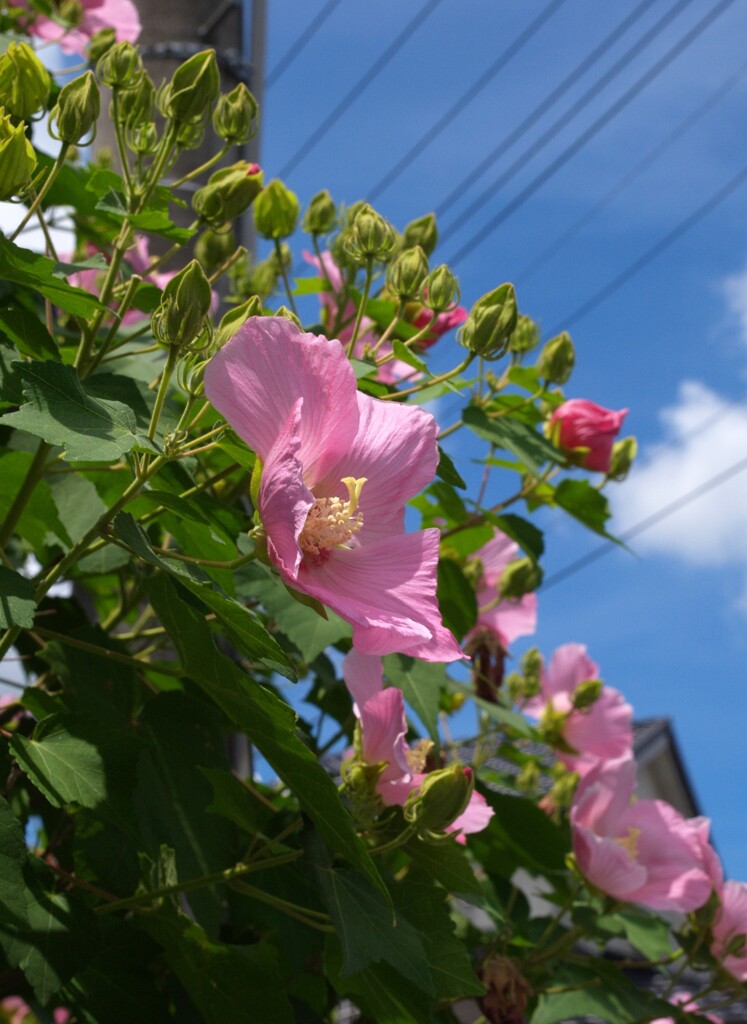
[547,398,627,473]
[343,650,492,841]
[204,317,463,661]
[67,237,176,325]
[23,0,141,56]
[711,880,747,982]
[524,643,632,774]
[651,991,723,1024]
[571,755,718,912]
[465,530,537,650]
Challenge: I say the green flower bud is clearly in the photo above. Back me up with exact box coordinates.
[404,763,474,837]
[402,212,438,256]
[274,306,302,329]
[548,769,579,813]
[572,679,603,710]
[214,296,263,348]
[344,199,366,227]
[509,313,540,355]
[151,259,213,351]
[118,72,155,127]
[386,245,429,301]
[194,228,237,272]
[517,760,541,793]
[459,283,518,360]
[345,203,396,263]
[87,27,116,62]
[126,121,158,155]
[536,331,575,385]
[50,71,100,144]
[302,188,337,236]
[499,557,542,600]
[607,436,637,481]
[213,83,258,145]
[96,41,142,90]
[175,118,205,151]
[539,704,574,754]
[0,112,36,200]
[164,49,220,124]
[423,264,460,313]
[58,0,83,27]
[521,647,543,699]
[0,42,51,122]
[193,161,264,228]
[329,228,359,273]
[253,178,299,239]
[230,254,278,302]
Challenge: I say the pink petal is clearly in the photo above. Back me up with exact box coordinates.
[342,650,384,710]
[474,533,518,589]
[562,686,633,763]
[572,755,637,835]
[544,643,599,699]
[712,880,747,981]
[448,789,494,843]
[358,688,410,783]
[474,592,537,649]
[572,823,647,900]
[378,772,426,807]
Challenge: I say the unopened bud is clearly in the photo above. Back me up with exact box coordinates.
[275,306,301,329]
[517,760,541,793]
[96,41,142,90]
[0,42,51,122]
[164,49,220,124]
[214,297,263,348]
[423,264,460,313]
[152,259,213,351]
[329,229,360,273]
[539,704,573,753]
[499,557,542,600]
[572,679,603,710]
[118,72,155,127]
[127,121,158,155]
[509,314,540,355]
[549,769,579,812]
[345,203,396,263]
[87,27,116,62]
[402,212,438,257]
[521,647,543,698]
[194,228,237,272]
[50,71,100,144]
[0,113,36,200]
[213,83,259,145]
[302,188,337,235]
[439,690,466,715]
[58,0,83,26]
[536,331,575,385]
[344,200,366,227]
[459,283,518,360]
[253,178,299,239]
[193,161,264,227]
[607,436,637,481]
[386,245,429,301]
[404,764,474,837]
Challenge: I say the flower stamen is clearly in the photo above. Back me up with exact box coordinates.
[299,476,367,557]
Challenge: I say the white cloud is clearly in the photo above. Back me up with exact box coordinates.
[721,264,747,348]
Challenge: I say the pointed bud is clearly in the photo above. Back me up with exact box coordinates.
[275,306,302,329]
[386,245,429,301]
[345,203,396,262]
[521,647,543,699]
[302,188,337,235]
[87,27,116,62]
[194,228,237,272]
[96,41,142,90]
[509,314,540,355]
[0,42,51,122]
[572,679,603,710]
[536,331,575,385]
[0,113,36,200]
[499,557,542,600]
[51,71,100,144]
[214,296,263,348]
[460,283,518,360]
[118,72,155,127]
[164,49,220,124]
[404,763,474,836]
[253,178,299,239]
[607,436,637,481]
[402,212,438,256]
[127,121,158,155]
[423,264,460,313]
[517,760,541,793]
[151,259,213,351]
[213,82,258,145]
[193,161,264,227]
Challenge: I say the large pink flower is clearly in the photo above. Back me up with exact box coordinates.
[571,755,717,912]
[711,880,747,982]
[548,398,627,473]
[524,643,632,774]
[205,317,462,661]
[465,530,537,650]
[22,0,141,56]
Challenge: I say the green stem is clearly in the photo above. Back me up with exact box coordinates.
[147,346,179,442]
[170,142,230,189]
[229,879,334,932]
[208,245,246,286]
[346,255,374,357]
[74,223,131,374]
[275,238,298,317]
[9,143,70,242]
[374,310,437,364]
[150,547,256,570]
[0,442,52,547]
[379,353,475,400]
[437,419,463,441]
[32,626,184,677]
[85,274,144,375]
[369,825,416,855]
[368,298,406,357]
[111,90,134,196]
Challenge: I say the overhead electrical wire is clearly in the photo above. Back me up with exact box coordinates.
[278,0,446,179]
[518,58,747,283]
[366,0,569,203]
[434,0,666,224]
[264,0,343,89]
[445,0,739,268]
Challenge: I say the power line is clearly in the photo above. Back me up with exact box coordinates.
[366,0,569,204]
[435,0,664,224]
[264,0,343,89]
[278,0,445,179]
[547,155,747,335]
[518,58,747,283]
[445,0,739,268]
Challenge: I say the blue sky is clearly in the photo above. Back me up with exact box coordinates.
[259,0,747,878]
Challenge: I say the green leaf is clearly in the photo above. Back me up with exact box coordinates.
[0,795,28,927]
[146,574,388,903]
[0,565,36,628]
[0,301,60,361]
[488,511,545,561]
[443,677,534,739]
[201,766,271,836]
[292,275,329,295]
[404,836,483,898]
[463,403,560,475]
[48,471,107,545]
[325,940,429,1024]
[554,478,617,539]
[596,905,675,961]
[437,558,477,639]
[391,339,428,373]
[0,451,71,551]
[0,234,104,317]
[0,362,158,462]
[470,790,569,878]
[436,445,466,489]
[89,171,195,243]
[382,654,446,745]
